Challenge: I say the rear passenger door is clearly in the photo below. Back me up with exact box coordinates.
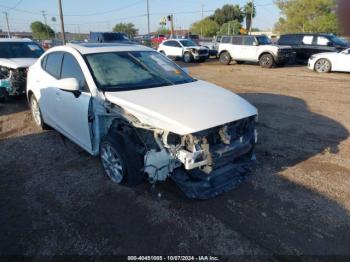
[228,36,244,60]
[39,51,64,127]
[240,36,258,62]
[300,35,315,60]
[164,40,182,57]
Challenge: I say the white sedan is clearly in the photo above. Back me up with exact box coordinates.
[27,43,257,199]
[308,48,350,73]
[157,39,209,63]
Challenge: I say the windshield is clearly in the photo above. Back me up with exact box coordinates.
[180,40,197,47]
[0,42,44,59]
[256,36,272,45]
[329,35,348,46]
[85,51,195,91]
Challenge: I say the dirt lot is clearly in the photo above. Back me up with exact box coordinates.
[1,60,350,259]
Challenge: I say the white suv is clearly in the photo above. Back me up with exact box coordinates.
[218,35,293,68]
[158,39,209,63]
[27,43,257,199]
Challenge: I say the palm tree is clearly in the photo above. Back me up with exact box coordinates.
[244,1,256,33]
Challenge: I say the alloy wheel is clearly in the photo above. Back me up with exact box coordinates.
[100,143,124,183]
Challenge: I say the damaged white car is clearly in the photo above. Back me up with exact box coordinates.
[0,38,44,101]
[27,43,258,199]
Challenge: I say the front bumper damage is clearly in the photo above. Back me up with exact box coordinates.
[0,67,27,98]
[171,120,256,199]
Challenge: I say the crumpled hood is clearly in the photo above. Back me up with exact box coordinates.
[104,80,257,135]
[0,58,37,69]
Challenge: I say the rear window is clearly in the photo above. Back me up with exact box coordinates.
[231,36,243,45]
[0,42,44,59]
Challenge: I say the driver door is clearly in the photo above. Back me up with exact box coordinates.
[54,52,92,152]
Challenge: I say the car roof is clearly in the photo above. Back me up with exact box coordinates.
[280,33,334,37]
[0,38,33,42]
[63,43,154,54]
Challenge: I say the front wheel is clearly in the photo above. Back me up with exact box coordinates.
[314,58,331,73]
[259,54,276,68]
[183,52,193,63]
[0,88,9,102]
[219,51,231,65]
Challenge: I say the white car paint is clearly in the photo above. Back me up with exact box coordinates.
[308,48,350,73]
[157,39,209,60]
[0,58,37,69]
[105,80,257,135]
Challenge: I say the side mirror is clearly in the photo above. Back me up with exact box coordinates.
[57,78,81,96]
[182,67,189,74]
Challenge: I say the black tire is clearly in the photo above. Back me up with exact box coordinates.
[259,53,276,68]
[0,88,9,102]
[100,131,145,186]
[29,95,49,130]
[314,58,332,73]
[183,52,193,63]
[199,57,206,63]
[219,51,231,65]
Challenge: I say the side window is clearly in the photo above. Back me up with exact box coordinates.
[231,36,243,45]
[41,55,48,69]
[302,36,313,45]
[279,35,301,45]
[173,41,181,47]
[317,36,330,46]
[45,52,63,78]
[243,36,255,46]
[221,36,231,44]
[163,41,172,46]
[61,53,89,92]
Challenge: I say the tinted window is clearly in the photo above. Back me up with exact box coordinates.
[231,36,243,45]
[243,36,256,46]
[61,53,88,92]
[221,36,231,44]
[45,52,63,79]
[163,40,180,47]
[0,42,44,58]
[256,35,272,45]
[279,35,302,45]
[179,40,196,47]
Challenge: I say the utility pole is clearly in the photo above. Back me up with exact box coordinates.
[249,0,254,35]
[201,4,204,37]
[168,14,174,38]
[58,0,66,44]
[3,12,11,38]
[146,0,150,35]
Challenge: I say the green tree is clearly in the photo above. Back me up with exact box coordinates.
[156,27,170,35]
[190,18,220,37]
[274,0,339,34]
[210,4,244,26]
[30,21,55,40]
[112,22,138,37]
[244,1,256,31]
[217,20,242,35]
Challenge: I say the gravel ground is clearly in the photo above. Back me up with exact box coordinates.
[0,60,349,259]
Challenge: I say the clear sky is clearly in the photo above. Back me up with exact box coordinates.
[0,0,279,34]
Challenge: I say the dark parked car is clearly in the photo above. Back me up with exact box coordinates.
[277,34,349,62]
[89,32,135,44]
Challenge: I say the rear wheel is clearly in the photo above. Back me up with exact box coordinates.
[30,95,49,130]
[314,58,331,73]
[219,51,231,65]
[259,54,276,68]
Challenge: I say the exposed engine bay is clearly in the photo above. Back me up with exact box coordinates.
[98,101,257,199]
[0,66,27,100]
